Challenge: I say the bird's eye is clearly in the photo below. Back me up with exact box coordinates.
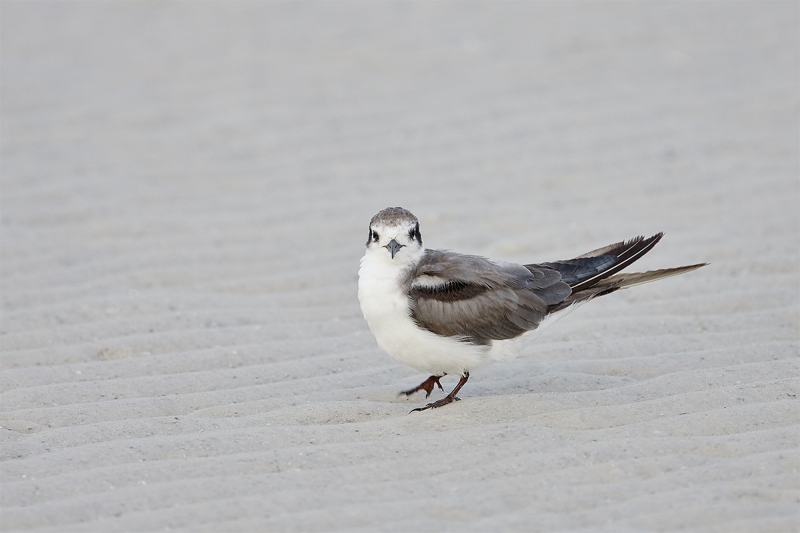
[371,230,379,242]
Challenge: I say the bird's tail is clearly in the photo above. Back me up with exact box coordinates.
[544,234,707,313]
[597,263,707,290]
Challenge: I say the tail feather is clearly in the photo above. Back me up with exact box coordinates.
[597,263,708,290]
[548,262,707,313]
[544,232,707,314]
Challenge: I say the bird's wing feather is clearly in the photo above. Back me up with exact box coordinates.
[530,256,617,286]
[533,234,664,291]
[408,250,570,342]
[408,235,704,341]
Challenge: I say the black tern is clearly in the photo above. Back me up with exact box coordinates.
[358,207,706,412]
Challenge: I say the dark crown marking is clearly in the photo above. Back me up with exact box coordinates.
[370,207,418,228]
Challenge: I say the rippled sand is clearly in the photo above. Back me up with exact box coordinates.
[2,2,798,531]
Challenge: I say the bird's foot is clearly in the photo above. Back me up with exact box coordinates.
[399,374,445,398]
[409,372,470,413]
[410,395,460,412]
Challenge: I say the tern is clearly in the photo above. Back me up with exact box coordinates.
[357,207,706,412]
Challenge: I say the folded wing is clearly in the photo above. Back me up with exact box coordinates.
[408,250,570,343]
[408,235,706,343]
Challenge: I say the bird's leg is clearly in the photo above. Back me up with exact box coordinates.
[399,374,446,398]
[411,372,470,412]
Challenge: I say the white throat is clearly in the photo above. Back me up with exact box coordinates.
[357,242,499,376]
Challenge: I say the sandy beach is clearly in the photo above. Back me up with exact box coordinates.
[1,2,798,531]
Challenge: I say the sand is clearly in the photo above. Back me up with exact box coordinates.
[1,2,798,531]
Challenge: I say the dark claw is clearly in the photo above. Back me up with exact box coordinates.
[410,396,460,413]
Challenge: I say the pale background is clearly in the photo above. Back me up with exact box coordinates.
[2,2,798,531]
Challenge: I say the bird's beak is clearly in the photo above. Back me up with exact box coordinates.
[385,239,404,259]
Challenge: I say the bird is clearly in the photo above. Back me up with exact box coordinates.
[357,207,706,412]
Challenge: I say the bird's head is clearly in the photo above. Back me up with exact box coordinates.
[364,207,425,266]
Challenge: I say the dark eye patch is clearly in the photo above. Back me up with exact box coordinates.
[408,222,421,243]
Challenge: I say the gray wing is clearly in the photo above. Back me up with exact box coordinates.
[531,234,663,291]
[408,249,571,343]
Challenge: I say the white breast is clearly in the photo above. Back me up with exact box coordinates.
[358,253,502,376]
